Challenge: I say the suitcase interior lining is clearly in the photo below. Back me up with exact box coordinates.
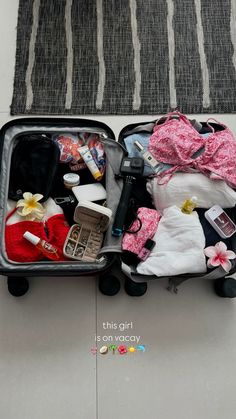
[0,123,114,272]
[118,121,236,279]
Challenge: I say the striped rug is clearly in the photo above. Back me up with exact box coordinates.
[11,0,236,115]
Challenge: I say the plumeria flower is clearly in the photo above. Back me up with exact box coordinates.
[204,241,236,272]
[16,192,45,221]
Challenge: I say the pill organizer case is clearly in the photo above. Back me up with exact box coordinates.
[63,201,112,262]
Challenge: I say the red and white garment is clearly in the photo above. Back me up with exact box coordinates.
[5,198,70,262]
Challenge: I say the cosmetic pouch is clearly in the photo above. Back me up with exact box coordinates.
[8,134,60,202]
[53,132,106,176]
[122,207,161,255]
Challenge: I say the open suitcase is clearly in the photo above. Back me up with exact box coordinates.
[0,115,236,297]
[116,117,236,295]
[0,118,121,296]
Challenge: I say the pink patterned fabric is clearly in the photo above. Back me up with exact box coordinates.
[148,112,236,187]
[122,208,161,255]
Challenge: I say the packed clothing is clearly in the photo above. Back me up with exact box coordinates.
[3,111,236,281]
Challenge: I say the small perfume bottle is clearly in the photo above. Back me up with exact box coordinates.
[134,141,161,173]
[23,231,60,261]
[181,196,198,214]
[138,239,156,261]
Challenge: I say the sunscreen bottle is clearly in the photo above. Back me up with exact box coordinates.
[79,146,103,181]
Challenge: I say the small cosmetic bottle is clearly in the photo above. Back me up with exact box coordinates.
[134,141,161,172]
[181,196,198,214]
[23,231,60,261]
[138,239,156,261]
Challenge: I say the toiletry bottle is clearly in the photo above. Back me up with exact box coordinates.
[134,141,161,173]
[23,231,60,261]
[181,196,198,214]
[138,239,156,261]
[79,146,103,181]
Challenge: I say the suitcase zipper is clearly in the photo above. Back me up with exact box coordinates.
[12,130,127,157]
[12,129,109,141]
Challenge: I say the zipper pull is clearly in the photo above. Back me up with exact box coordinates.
[54,196,75,205]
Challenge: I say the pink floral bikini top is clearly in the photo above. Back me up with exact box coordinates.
[148,112,236,187]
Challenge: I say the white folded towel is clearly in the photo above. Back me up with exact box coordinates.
[137,206,206,276]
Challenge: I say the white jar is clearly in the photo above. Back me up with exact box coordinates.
[63,173,80,190]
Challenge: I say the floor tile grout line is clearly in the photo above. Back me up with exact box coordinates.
[95,276,98,419]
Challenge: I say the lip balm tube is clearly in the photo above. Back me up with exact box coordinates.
[79,146,103,181]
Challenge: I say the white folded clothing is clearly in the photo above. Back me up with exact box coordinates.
[137,206,206,276]
[147,173,236,211]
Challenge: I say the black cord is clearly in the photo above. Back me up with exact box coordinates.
[123,197,143,233]
[125,216,142,234]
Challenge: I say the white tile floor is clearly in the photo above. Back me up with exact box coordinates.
[0,1,236,418]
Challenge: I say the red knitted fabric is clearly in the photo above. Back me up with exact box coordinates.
[5,221,47,262]
[46,214,70,261]
[5,205,70,262]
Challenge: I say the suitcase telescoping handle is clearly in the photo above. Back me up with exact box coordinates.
[112,176,135,237]
[112,156,144,237]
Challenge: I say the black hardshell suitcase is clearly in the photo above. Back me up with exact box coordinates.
[1,117,236,296]
[116,118,236,293]
[0,117,122,295]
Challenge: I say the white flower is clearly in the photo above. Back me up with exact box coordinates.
[16,192,45,221]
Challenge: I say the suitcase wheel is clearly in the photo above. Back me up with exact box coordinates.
[7,277,29,297]
[99,274,121,296]
[214,277,236,298]
[124,277,147,297]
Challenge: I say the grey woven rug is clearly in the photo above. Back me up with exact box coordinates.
[11,0,236,115]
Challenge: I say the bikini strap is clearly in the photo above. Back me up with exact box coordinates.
[6,207,17,222]
[157,110,193,128]
[206,117,228,132]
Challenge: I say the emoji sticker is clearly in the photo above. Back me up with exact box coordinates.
[118,345,128,355]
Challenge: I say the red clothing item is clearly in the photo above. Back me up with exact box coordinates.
[148,112,236,187]
[5,209,70,263]
[5,221,47,262]
[46,214,70,261]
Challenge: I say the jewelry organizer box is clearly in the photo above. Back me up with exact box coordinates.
[63,201,112,262]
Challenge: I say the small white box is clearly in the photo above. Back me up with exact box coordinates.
[72,183,106,202]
